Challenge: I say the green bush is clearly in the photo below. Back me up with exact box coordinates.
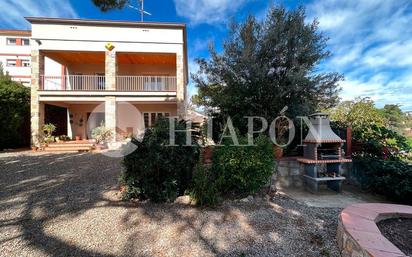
[0,67,30,150]
[121,118,200,202]
[190,135,275,206]
[353,124,411,160]
[189,164,220,207]
[91,122,113,144]
[354,157,412,204]
[212,135,275,196]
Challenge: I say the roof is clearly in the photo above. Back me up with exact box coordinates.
[186,110,207,124]
[25,17,186,29]
[0,30,31,36]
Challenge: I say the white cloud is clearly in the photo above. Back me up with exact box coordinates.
[0,0,78,29]
[173,0,248,25]
[307,0,412,110]
[340,73,412,110]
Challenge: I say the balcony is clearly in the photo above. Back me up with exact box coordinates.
[40,75,177,92]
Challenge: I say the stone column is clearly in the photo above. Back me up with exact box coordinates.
[105,96,116,142]
[105,50,117,90]
[31,50,44,146]
[176,52,186,118]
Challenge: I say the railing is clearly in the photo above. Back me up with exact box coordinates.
[40,75,177,92]
[116,76,176,91]
[41,75,106,91]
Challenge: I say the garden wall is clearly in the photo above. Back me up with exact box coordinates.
[272,158,352,189]
[273,158,304,188]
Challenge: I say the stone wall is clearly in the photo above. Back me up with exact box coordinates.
[336,219,369,257]
[272,159,304,189]
[271,159,352,190]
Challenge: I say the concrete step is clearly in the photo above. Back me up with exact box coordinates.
[44,146,93,152]
[47,143,94,148]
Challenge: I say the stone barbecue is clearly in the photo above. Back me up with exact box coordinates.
[297,113,352,193]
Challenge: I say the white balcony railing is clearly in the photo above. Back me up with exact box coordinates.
[116,76,177,91]
[41,75,106,91]
[40,75,177,92]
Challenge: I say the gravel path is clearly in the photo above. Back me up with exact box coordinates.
[0,151,341,257]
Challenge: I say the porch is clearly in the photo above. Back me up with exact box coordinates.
[38,100,177,144]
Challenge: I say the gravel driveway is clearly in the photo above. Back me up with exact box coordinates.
[0,151,341,257]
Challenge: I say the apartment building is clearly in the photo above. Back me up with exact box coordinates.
[0,30,32,86]
[26,17,188,145]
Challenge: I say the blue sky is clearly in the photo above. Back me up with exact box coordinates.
[1,0,411,110]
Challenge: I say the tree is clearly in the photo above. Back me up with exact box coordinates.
[192,6,343,134]
[381,104,405,130]
[91,0,129,11]
[0,64,31,150]
[327,97,385,129]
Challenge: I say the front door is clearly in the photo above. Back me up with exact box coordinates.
[45,104,68,136]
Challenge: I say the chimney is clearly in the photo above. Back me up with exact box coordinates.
[304,113,344,143]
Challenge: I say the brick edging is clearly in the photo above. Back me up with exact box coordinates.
[337,203,412,257]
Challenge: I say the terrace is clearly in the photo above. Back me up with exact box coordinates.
[39,51,177,92]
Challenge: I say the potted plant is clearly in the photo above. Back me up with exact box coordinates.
[42,123,56,146]
[273,145,283,159]
[91,122,113,150]
[200,122,214,164]
[272,111,292,160]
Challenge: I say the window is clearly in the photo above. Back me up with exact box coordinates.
[22,60,30,67]
[22,39,30,45]
[6,38,16,45]
[143,112,171,128]
[6,59,16,67]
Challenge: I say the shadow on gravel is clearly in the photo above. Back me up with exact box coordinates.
[0,153,135,257]
[0,153,341,257]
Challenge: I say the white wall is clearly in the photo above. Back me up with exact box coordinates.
[0,35,31,86]
[32,24,183,44]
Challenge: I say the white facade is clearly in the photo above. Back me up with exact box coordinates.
[0,30,32,86]
[27,17,188,144]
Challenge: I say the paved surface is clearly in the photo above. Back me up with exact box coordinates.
[0,151,342,257]
[279,185,388,208]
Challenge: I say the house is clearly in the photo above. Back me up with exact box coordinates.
[0,29,33,86]
[26,17,188,145]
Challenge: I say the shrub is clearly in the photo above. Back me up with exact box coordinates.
[189,164,220,207]
[354,157,412,204]
[121,118,200,202]
[0,66,30,150]
[212,135,275,197]
[91,122,113,144]
[42,123,56,144]
[349,124,411,161]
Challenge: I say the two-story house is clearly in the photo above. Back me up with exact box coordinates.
[27,17,188,146]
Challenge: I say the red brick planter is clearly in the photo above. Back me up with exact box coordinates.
[337,203,412,257]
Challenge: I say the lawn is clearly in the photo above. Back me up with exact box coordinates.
[0,152,340,257]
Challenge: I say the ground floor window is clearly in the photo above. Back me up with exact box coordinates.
[143,112,170,128]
